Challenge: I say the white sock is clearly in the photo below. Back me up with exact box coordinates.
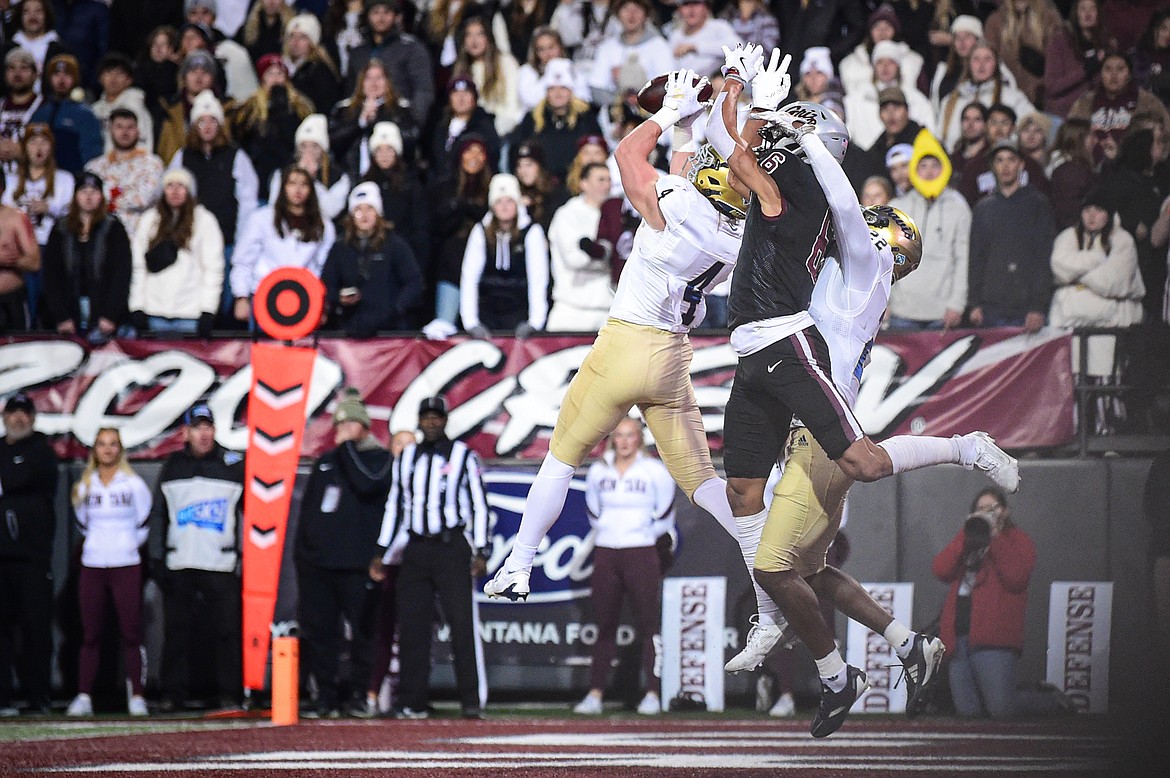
[815,651,848,693]
[506,454,575,572]
[734,506,783,626]
[878,435,961,474]
[693,479,782,624]
[883,621,914,659]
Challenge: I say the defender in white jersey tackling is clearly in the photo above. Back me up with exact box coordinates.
[486,70,790,667]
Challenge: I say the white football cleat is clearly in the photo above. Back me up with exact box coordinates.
[725,615,795,673]
[965,431,1020,493]
[484,566,530,601]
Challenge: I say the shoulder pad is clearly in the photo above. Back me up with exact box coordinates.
[654,175,695,231]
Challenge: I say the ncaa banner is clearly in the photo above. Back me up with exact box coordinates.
[661,577,725,712]
[1,327,1074,459]
[1046,581,1113,713]
[241,269,323,691]
[845,582,914,714]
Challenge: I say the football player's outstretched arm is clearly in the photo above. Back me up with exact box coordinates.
[799,130,877,292]
[615,68,708,232]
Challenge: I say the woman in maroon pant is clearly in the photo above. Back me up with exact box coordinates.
[66,428,152,717]
[574,417,676,716]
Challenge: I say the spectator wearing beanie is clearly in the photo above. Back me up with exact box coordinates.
[0,49,45,172]
[169,88,259,313]
[31,54,102,174]
[430,75,500,182]
[232,54,315,189]
[511,139,567,233]
[546,160,613,331]
[839,3,924,99]
[294,386,392,719]
[508,58,602,183]
[91,53,154,153]
[426,133,491,328]
[232,164,336,324]
[176,22,230,101]
[361,120,430,269]
[183,1,259,103]
[328,58,420,174]
[129,166,224,336]
[844,42,933,151]
[459,172,549,338]
[270,113,351,220]
[156,49,237,164]
[284,13,343,116]
[516,27,590,114]
[41,169,133,341]
[321,180,423,336]
[85,108,165,241]
[345,0,435,128]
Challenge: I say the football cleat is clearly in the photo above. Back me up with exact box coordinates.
[636,692,661,715]
[810,665,868,738]
[573,694,603,715]
[128,695,149,717]
[725,615,796,673]
[901,634,945,716]
[66,693,93,717]
[484,566,530,601]
[769,692,795,718]
[965,431,1020,493]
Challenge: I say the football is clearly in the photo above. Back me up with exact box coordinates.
[636,72,715,114]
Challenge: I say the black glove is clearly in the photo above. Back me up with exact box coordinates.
[144,240,179,273]
[1018,44,1045,77]
[579,237,608,261]
[131,310,149,333]
[197,312,215,339]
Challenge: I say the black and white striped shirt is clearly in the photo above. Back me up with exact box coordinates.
[378,437,490,556]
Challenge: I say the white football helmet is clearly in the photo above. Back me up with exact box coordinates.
[755,101,850,164]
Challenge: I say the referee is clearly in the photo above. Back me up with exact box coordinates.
[373,396,490,719]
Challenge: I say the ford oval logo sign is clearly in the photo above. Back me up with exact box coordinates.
[479,470,595,604]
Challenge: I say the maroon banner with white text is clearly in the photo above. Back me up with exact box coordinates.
[0,328,1074,460]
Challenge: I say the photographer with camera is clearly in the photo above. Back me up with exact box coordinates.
[932,487,1068,718]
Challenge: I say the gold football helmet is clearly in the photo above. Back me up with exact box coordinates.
[688,144,748,220]
[863,205,922,281]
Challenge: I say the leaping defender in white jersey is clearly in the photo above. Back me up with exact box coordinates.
[486,70,791,668]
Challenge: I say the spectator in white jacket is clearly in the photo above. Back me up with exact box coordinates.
[64,428,152,719]
[844,41,935,151]
[233,165,336,323]
[460,173,549,338]
[267,114,350,220]
[838,3,924,100]
[889,146,971,330]
[452,15,523,136]
[129,167,224,336]
[517,26,591,113]
[546,161,614,331]
[588,0,673,108]
[667,0,741,78]
[574,416,674,717]
[936,42,1036,151]
[1049,191,1145,433]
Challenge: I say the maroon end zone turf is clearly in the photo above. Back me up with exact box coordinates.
[0,715,1145,777]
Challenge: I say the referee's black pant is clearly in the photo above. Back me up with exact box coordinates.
[396,534,481,712]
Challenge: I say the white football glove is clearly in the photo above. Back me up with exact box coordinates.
[721,43,765,86]
[750,107,812,141]
[661,68,710,120]
[751,48,792,112]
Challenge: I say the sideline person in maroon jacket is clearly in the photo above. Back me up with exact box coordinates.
[932,488,1069,718]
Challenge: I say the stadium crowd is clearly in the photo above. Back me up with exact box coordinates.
[0,0,1169,719]
[0,0,1160,351]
